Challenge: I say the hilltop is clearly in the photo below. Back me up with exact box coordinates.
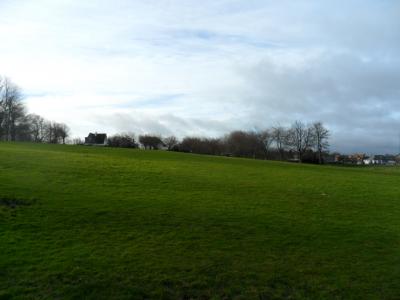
[1,143,400,299]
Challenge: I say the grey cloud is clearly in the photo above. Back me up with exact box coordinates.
[89,50,400,154]
[238,52,400,153]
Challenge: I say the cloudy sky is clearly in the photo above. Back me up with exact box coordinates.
[0,0,399,153]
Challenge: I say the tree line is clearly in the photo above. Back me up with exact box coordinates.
[0,77,70,143]
[2,77,330,163]
[106,121,330,164]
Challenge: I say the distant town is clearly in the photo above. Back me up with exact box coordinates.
[326,153,399,166]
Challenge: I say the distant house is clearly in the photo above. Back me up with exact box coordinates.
[373,154,396,165]
[384,155,397,165]
[85,133,107,145]
[335,153,366,165]
[363,157,374,165]
[373,155,385,165]
[331,153,399,166]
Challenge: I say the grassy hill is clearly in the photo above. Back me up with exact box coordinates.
[1,143,400,299]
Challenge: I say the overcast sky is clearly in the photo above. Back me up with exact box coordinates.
[0,0,399,153]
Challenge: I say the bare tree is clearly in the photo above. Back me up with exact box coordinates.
[313,122,330,164]
[226,131,266,158]
[0,77,72,144]
[107,133,138,148]
[45,122,70,144]
[163,136,178,150]
[256,129,273,158]
[179,137,225,155]
[44,121,59,144]
[272,126,288,160]
[27,114,46,142]
[57,123,70,144]
[288,121,315,162]
[72,137,84,145]
[0,77,4,138]
[14,115,32,141]
[139,135,164,150]
[0,78,25,141]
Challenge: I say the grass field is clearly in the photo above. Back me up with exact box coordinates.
[1,143,400,299]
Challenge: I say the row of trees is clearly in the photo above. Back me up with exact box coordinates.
[177,121,329,163]
[0,77,70,143]
[106,121,330,163]
[2,76,329,162]
[104,134,165,149]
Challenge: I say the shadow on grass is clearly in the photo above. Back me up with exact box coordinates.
[0,197,37,209]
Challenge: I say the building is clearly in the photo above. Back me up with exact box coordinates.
[363,157,374,165]
[335,153,366,165]
[85,133,107,145]
[373,155,397,165]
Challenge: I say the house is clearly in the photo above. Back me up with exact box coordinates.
[373,154,397,165]
[373,155,385,165]
[85,133,107,145]
[384,155,397,165]
[363,156,374,165]
[335,153,366,165]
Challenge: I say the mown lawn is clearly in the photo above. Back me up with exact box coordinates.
[1,142,400,299]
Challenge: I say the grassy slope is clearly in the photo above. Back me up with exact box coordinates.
[0,143,400,299]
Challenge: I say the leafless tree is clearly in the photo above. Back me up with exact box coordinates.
[272,125,289,160]
[226,131,266,158]
[44,121,55,143]
[44,121,65,144]
[0,77,3,135]
[72,137,84,145]
[139,135,164,150]
[0,78,25,141]
[107,133,137,148]
[27,114,46,142]
[313,122,330,164]
[57,123,70,144]
[163,136,179,150]
[288,121,315,162]
[14,115,32,141]
[256,129,273,158]
[0,77,72,144]
[179,137,225,155]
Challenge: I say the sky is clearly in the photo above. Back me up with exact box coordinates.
[0,0,399,153]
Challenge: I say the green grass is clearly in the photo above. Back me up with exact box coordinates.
[1,142,400,299]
